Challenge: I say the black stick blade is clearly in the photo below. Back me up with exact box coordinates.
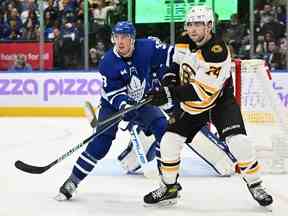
[15,160,49,174]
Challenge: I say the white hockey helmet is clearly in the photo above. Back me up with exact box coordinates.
[184,5,214,29]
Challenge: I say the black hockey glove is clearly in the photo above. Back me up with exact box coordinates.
[161,73,179,87]
[147,86,172,106]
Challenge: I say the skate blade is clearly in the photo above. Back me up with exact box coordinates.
[54,193,69,201]
[144,198,178,208]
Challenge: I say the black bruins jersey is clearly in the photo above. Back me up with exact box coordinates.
[170,34,232,115]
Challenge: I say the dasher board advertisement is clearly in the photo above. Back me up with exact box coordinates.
[0,72,102,116]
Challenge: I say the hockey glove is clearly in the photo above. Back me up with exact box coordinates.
[120,99,138,121]
[161,73,179,87]
[147,86,172,106]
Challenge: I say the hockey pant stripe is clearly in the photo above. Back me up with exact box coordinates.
[161,160,181,173]
[72,152,98,181]
[237,160,260,175]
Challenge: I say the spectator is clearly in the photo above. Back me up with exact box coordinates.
[275,4,286,25]
[61,19,82,68]
[24,8,39,29]
[22,16,38,40]
[44,11,55,29]
[263,40,283,70]
[255,35,266,58]
[45,19,61,40]
[58,0,76,24]
[9,54,32,72]
[44,0,58,23]
[238,34,251,59]
[7,7,23,32]
[20,0,38,24]
[90,0,119,44]
[75,0,85,22]
[278,37,287,69]
[52,27,65,69]
[259,3,275,27]
[89,48,99,68]
[261,16,285,40]
[255,31,275,58]
[223,14,246,56]
[89,41,105,68]
[6,19,22,40]
[0,10,10,39]
[90,0,119,25]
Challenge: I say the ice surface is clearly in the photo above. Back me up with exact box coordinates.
[0,117,287,216]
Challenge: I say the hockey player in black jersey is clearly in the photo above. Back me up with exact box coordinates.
[143,5,273,208]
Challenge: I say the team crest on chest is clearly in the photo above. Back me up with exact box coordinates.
[181,63,196,84]
[127,67,146,102]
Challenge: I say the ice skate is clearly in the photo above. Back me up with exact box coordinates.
[247,181,273,207]
[55,178,78,201]
[143,183,182,207]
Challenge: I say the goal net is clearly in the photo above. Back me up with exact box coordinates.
[233,59,288,174]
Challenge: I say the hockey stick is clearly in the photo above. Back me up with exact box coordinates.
[15,117,122,174]
[87,97,152,129]
[84,101,150,168]
[184,125,236,176]
[14,98,152,174]
[129,124,148,165]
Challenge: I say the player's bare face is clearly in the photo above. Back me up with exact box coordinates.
[186,22,207,43]
[114,34,134,57]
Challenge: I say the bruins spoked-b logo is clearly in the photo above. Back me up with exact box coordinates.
[211,44,223,53]
[181,63,196,84]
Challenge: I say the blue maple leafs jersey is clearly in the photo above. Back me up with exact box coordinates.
[99,38,173,110]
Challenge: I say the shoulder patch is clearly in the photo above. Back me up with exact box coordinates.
[211,44,223,53]
[201,40,228,63]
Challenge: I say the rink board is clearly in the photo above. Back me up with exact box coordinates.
[0,72,102,116]
[0,72,287,116]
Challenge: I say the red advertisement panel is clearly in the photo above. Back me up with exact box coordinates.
[0,42,53,70]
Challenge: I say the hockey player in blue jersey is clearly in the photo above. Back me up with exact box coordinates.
[55,21,173,201]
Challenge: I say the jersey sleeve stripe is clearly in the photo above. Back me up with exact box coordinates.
[183,90,220,109]
[175,43,189,49]
[105,86,127,98]
[109,92,128,105]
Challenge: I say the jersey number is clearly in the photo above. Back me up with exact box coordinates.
[206,66,221,78]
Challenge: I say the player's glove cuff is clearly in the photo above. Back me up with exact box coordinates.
[147,86,172,106]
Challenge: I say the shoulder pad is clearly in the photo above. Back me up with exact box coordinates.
[201,38,228,63]
[175,34,197,51]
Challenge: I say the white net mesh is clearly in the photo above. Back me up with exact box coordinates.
[233,59,288,174]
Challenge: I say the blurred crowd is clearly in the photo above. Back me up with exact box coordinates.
[0,0,287,71]
[0,0,120,70]
[218,1,287,70]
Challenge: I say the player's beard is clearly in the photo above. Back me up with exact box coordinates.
[195,28,212,46]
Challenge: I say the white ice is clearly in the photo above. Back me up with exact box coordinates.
[0,117,287,216]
